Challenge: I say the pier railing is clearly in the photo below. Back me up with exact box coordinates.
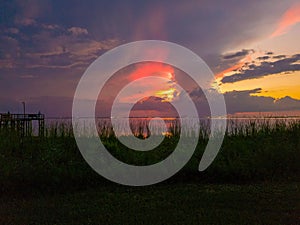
[0,113,45,136]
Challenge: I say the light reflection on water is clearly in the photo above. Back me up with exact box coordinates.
[45,111,300,137]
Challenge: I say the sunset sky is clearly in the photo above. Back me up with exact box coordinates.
[0,0,300,117]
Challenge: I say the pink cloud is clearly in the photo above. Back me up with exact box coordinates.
[271,3,300,38]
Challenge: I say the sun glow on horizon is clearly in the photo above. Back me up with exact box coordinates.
[219,71,300,100]
[155,88,177,102]
[215,41,300,101]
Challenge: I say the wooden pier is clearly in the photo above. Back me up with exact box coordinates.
[0,112,45,136]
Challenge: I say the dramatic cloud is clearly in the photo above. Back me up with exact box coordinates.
[221,54,300,83]
[10,0,290,58]
[130,96,178,118]
[184,88,300,115]
[224,89,300,113]
[222,49,254,60]
[0,21,119,71]
[273,55,286,59]
[257,56,270,61]
[1,0,299,116]
[215,55,252,79]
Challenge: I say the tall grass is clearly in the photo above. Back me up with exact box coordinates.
[0,118,299,192]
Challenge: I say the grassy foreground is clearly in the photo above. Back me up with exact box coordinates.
[0,119,300,224]
[0,182,299,225]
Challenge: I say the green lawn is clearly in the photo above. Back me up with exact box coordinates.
[1,182,299,225]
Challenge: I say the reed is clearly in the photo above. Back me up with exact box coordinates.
[0,118,299,191]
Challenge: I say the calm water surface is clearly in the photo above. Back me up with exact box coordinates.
[44,110,300,136]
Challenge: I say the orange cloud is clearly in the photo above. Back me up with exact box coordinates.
[155,88,177,102]
[215,55,251,80]
[129,62,174,81]
[270,3,300,38]
[215,61,244,80]
[121,62,177,103]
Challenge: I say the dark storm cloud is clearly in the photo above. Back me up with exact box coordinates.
[222,49,254,60]
[257,56,270,60]
[6,0,293,56]
[221,54,300,83]
[0,0,295,72]
[273,55,286,59]
[0,19,119,72]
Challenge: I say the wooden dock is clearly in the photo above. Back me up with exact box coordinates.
[0,112,45,136]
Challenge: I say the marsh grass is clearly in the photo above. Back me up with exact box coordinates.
[0,118,300,192]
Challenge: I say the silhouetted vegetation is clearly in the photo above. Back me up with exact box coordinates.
[1,119,300,224]
[0,119,299,192]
